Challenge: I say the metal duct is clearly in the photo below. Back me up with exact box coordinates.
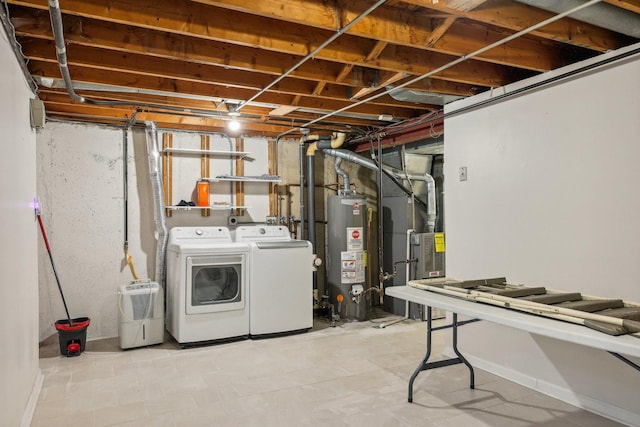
[385,86,464,105]
[322,148,437,232]
[334,157,351,193]
[303,0,605,128]
[143,122,168,289]
[516,0,640,38]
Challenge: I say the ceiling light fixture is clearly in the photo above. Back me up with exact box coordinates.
[226,104,241,132]
[227,118,241,132]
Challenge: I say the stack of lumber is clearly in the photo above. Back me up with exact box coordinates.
[408,277,640,336]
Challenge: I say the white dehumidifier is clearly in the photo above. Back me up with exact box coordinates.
[118,280,164,349]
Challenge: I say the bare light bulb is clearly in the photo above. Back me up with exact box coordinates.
[227,119,241,132]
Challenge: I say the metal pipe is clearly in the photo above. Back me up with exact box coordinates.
[405,228,414,318]
[303,0,605,128]
[236,0,388,112]
[334,157,350,193]
[299,142,306,240]
[307,154,316,252]
[303,132,346,291]
[321,148,434,218]
[307,153,317,291]
[48,0,179,107]
[375,137,384,304]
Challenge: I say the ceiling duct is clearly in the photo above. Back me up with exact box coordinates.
[515,0,640,38]
[385,86,464,105]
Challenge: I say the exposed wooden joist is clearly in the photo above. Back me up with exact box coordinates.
[195,0,596,70]
[404,0,634,52]
[21,39,427,110]
[8,0,527,87]
[29,61,424,119]
[38,89,386,129]
[426,16,458,47]
[10,7,481,97]
[352,72,406,100]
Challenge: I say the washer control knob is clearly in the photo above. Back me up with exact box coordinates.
[259,228,266,234]
[195,229,203,235]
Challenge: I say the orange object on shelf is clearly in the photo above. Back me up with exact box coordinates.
[197,181,210,207]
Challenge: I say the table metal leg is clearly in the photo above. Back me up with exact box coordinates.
[408,307,477,402]
[408,306,433,402]
[452,313,475,389]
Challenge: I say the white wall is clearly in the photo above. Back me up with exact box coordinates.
[37,125,273,340]
[0,32,40,426]
[444,43,640,424]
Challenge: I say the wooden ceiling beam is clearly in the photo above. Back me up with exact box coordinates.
[29,60,423,119]
[8,0,523,87]
[21,39,425,110]
[43,105,291,135]
[41,98,351,135]
[38,89,385,128]
[426,16,458,48]
[403,0,633,52]
[194,0,594,70]
[352,72,406,100]
[11,7,481,97]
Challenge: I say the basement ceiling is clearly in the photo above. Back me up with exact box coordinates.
[3,0,639,140]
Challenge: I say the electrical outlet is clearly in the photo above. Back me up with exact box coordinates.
[459,166,467,181]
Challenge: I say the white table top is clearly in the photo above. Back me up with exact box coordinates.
[385,285,640,359]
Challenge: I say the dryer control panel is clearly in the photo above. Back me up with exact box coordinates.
[234,225,291,242]
[168,226,233,245]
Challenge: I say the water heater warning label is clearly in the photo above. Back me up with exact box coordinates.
[341,251,365,284]
[347,227,363,251]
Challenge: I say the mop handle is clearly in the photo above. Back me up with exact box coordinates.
[37,214,73,325]
[37,214,52,251]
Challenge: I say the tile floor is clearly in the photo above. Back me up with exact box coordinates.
[33,316,624,427]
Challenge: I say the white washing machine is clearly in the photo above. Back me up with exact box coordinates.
[234,225,314,337]
[166,227,250,346]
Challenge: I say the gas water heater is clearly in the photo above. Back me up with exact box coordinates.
[327,194,368,321]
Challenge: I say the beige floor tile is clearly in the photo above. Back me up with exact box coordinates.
[33,409,95,427]
[93,401,148,427]
[33,317,627,427]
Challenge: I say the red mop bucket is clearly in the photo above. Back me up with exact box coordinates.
[55,317,91,357]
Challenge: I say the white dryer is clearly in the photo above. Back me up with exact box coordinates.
[234,225,314,337]
[166,227,250,346]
